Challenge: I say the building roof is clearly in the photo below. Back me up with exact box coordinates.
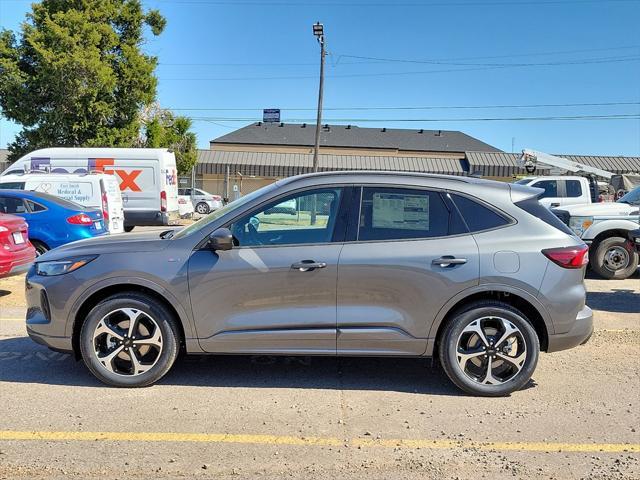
[196,149,465,177]
[212,123,502,153]
[466,151,640,176]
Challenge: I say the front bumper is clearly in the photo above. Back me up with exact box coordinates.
[547,305,594,353]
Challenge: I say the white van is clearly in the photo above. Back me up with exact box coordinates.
[1,148,179,230]
[0,172,125,234]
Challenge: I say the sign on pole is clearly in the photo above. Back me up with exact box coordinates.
[263,109,280,123]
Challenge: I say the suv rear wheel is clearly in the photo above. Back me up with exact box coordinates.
[80,293,180,387]
[439,301,540,397]
[591,236,639,280]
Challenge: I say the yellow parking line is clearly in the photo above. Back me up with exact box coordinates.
[0,430,637,453]
[0,318,24,322]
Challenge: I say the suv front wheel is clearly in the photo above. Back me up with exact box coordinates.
[80,293,180,387]
[439,301,540,397]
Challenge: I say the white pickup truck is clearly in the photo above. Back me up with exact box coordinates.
[514,175,596,208]
[552,186,640,279]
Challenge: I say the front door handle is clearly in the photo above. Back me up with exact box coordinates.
[550,202,560,208]
[291,260,327,272]
[432,256,467,268]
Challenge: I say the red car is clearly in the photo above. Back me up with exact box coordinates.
[0,213,36,278]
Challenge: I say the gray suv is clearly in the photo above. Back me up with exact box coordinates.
[25,172,593,396]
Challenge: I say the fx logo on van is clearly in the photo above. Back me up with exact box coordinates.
[90,158,142,192]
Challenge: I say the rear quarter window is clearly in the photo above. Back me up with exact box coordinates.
[516,198,575,236]
[450,194,511,232]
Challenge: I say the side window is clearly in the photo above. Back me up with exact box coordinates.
[25,200,47,212]
[565,180,583,198]
[230,188,343,247]
[0,196,27,214]
[532,180,558,198]
[358,187,449,241]
[450,194,510,232]
[0,182,25,190]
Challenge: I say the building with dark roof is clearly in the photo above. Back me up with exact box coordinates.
[200,123,502,196]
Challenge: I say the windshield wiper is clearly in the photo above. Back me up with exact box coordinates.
[159,229,175,239]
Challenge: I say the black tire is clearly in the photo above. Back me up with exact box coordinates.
[591,236,639,280]
[195,202,210,215]
[124,226,135,233]
[438,301,540,397]
[31,240,49,257]
[79,293,180,387]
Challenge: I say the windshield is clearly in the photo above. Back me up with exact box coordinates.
[172,183,277,239]
[617,186,640,206]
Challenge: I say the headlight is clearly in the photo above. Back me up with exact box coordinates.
[36,255,97,276]
[569,216,594,235]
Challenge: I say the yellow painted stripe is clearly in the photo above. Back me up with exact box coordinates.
[0,430,637,453]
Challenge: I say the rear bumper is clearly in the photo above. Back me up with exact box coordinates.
[0,247,36,277]
[547,305,594,353]
[124,210,180,227]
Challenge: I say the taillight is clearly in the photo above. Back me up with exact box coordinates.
[212,195,222,201]
[101,191,109,222]
[67,213,93,225]
[542,245,589,269]
[160,190,167,212]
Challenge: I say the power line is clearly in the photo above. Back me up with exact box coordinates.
[158,45,640,67]
[190,114,640,122]
[159,55,640,81]
[153,0,640,6]
[169,101,640,112]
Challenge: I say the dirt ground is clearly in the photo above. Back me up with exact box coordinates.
[0,270,638,480]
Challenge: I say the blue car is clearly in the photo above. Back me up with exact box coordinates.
[0,189,107,256]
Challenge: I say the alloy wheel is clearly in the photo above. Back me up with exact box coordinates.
[455,316,527,385]
[92,308,163,376]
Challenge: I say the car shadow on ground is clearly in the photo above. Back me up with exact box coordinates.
[0,336,536,396]
[586,290,640,313]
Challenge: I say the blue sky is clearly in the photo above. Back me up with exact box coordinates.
[1,0,639,155]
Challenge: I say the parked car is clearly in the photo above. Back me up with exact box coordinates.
[0,190,107,256]
[2,148,179,231]
[177,194,194,219]
[0,171,125,234]
[25,171,592,396]
[0,213,36,278]
[514,176,597,208]
[178,188,223,215]
[552,186,640,279]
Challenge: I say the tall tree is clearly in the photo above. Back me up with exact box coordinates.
[140,105,198,175]
[0,0,166,162]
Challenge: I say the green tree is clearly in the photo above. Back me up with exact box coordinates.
[0,0,166,162]
[140,106,198,175]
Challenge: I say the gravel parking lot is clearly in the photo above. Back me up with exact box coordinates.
[0,267,638,479]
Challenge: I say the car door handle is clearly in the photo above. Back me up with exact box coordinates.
[291,260,327,272]
[432,256,467,267]
[550,202,560,207]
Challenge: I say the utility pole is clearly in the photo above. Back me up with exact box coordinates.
[311,22,325,225]
[312,22,325,173]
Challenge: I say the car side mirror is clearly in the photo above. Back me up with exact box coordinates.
[208,227,233,251]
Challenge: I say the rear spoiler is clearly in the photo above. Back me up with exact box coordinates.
[509,183,544,204]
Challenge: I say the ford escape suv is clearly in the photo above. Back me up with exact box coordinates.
[25,172,593,396]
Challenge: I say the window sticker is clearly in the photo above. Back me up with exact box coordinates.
[372,193,430,230]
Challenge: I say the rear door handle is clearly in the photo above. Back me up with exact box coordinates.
[291,260,327,272]
[432,256,467,267]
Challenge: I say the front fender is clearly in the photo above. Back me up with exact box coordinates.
[583,218,639,241]
[65,276,197,341]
